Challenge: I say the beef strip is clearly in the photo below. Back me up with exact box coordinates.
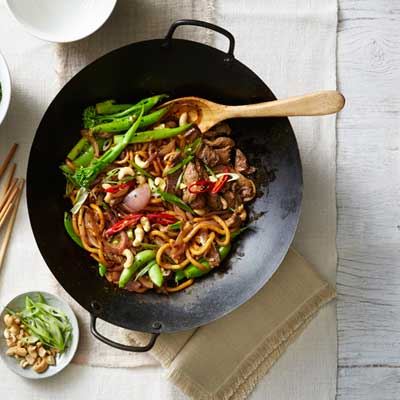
[165,170,182,195]
[159,139,176,156]
[236,173,256,202]
[196,136,235,167]
[182,161,206,208]
[196,144,219,167]
[184,125,201,143]
[222,191,238,209]
[234,148,256,175]
[207,193,222,210]
[204,122,232,138]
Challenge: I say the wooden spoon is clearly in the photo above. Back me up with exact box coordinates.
[164,90,345,133]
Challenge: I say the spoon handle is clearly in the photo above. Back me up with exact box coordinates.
[224,90,345,118]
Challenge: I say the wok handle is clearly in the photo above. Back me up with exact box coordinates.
[164,19,235,60]
[90,314,159,352]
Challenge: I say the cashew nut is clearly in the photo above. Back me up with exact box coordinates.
[20,359,29,368]
[194,209,206,216]
[28,345,37,354]
[179,112,188,127]
[104,192,113,203]
[9,324,19,335]
[140,216,151,233]
[117,166,135,180]
[134,154,149,169]
[153,123,166,130]
[6,338,16,347]
[38,347,47,358]
[154,177,166,192]
[3,328,10,339]
[122,249,134,268]
[133,224,144,247]
[6,346,17,356]
[3,314,14,328]
[46,355,56,365]
[33,358,49,373]
[15,347,27,357]
[25,353,37,365]
[220,197,228,210]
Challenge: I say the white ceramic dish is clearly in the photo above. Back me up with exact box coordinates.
[0,291,79,379]
[5,0,117,43]
[0,51,11,126]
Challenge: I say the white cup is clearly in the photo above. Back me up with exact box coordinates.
[5,0,117,43]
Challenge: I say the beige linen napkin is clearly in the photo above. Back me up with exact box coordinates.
[128,249,335,400]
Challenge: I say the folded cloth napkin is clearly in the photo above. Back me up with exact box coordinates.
[127,249,335,400]
[54,0,338,399]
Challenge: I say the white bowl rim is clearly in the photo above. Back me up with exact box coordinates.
[0,290,80,379]
[5,0,117,43]
[0,50,11,126]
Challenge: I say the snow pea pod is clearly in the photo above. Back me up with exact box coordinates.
[63,212,83,248]
[118,250,156,288]
[148,261,164,287]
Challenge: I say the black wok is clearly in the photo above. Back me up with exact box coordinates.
[27,20,302,352]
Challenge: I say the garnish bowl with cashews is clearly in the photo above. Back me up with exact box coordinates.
[61,95,256,293]
[1,292,75,376]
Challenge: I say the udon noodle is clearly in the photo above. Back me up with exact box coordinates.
[61,95,256,293]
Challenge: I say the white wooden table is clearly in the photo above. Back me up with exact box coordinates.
[336,1,400,398]
[0,1,398,399]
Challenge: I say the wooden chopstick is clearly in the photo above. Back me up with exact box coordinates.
[5,163,16,192]
[0,179,20,228]
[0,179,24,271]
[0,144,18,181]
[0,201,13,230]
[0,163,16,203]
[0,178,18,212]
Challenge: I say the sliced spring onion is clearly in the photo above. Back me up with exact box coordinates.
[209,172,240,183]
[175,171,184,191]
[168,221,182,230]
[134,259,156,281]
[8,294,73,353]
[71,187,88,214]
[132,161,152,179]
[158,190,193,213]
[203,162,216,178]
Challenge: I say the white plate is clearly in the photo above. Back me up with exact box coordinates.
[0,51,11,126]
[5,0,117,43]
[0,291,79,379]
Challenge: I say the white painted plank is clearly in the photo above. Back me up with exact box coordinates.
[338,367,400,400]
[337,1,400,398]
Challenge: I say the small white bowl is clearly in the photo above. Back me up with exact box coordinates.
[5,0,117,43]
[0,51,11,126]
[0,291,79,379]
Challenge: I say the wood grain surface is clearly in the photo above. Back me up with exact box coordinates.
[337,0,400,398]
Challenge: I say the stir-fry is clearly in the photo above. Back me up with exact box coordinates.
[61,95,256,293]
